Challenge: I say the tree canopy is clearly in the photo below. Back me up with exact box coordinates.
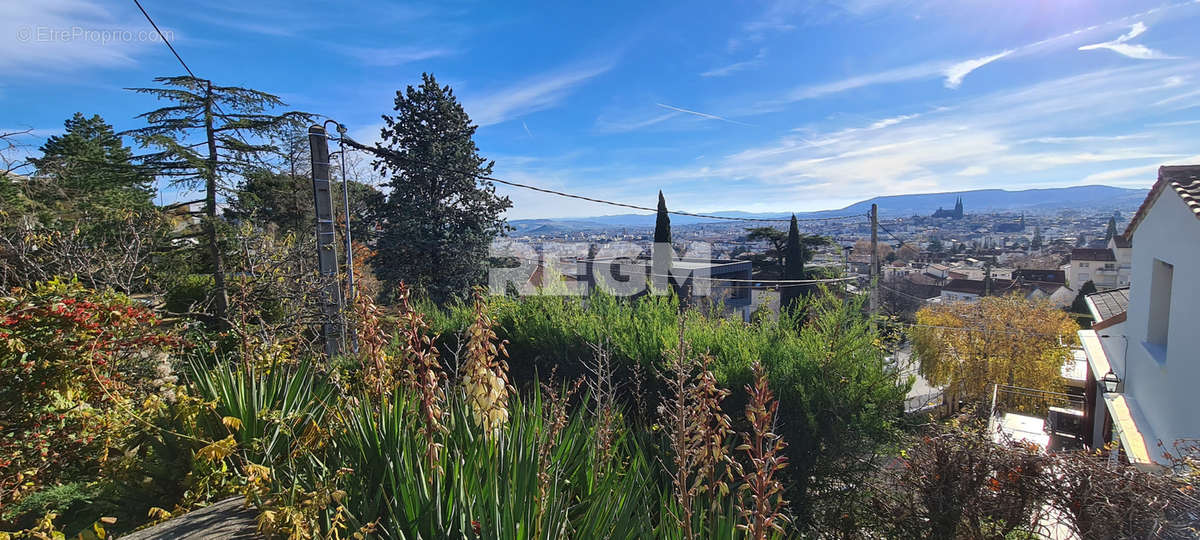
[652,190,672,293]
[912,294,1078,409]
[368,73,511,303]
[124,75,311,323]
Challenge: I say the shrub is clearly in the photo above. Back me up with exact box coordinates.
[164,273,214,314]
[1,279,178,512]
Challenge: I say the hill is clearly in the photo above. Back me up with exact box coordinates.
[508,185,1146,233]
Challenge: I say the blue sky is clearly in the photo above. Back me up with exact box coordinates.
[3,0,1200,219]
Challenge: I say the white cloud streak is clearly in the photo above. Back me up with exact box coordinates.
[943,50,1013,89]
[467,62,613,127]
[655,103,754,126]
[593,111,681,134]
[335,45,455,66]
[700,49,767,77]
[1078,22,1179,60]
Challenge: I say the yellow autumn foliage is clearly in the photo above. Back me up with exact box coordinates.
[912,294,1078,407]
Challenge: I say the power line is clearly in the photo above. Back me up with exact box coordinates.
[879,284,934,303]
[876,220,920,253]
[132,0,197,80]
[339,136,863,224]
[132,0,290,177]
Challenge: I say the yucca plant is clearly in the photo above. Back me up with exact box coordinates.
[188,356,334,467]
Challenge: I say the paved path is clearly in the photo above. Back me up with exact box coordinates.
[120,497,259,539]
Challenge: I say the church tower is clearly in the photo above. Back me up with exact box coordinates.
[954,197,963,218]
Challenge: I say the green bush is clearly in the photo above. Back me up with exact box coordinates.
[426,289,910,524]
[164,273,214,314]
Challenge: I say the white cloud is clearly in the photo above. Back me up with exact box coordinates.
[466,62,613,127]
[1152,88,1200,107]
[593,111,680,134]
[335,45,454,66]
[765,4,1197,107]
[869,113,920,129]
[956,165,989,176]
[1163,75,1187,88]
[616,62,1200,207]
[783,60,947,101]
[1148,119,1200,127]
[1078,22,1179,60]
[1,0,163,72]
[700,49,767,77]
[943,50,1012,89]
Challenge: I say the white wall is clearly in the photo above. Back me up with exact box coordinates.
[1124,191,1200,452]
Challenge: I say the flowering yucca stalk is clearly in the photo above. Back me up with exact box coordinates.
[393,283,447,471]
[734,361,790,540]
[662,321,734,539]
[460,289,511,438]
[353,291,392,395]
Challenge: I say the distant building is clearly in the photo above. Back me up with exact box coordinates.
[995,214,1026,233]
[931,197,964,219]
[1079,165,1200,470]
[1013,268,1066,285]
[1067,247,1125,290]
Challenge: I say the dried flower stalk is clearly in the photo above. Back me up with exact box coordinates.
[734,361,790,540]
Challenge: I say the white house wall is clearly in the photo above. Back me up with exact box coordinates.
[1125,190,1200,452]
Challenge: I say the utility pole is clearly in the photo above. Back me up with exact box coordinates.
[869,203,879,333]
[308,125,342,358]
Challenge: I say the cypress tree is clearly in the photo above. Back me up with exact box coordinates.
[651,190,672,294]
[782,214,804,310]
[1105,217,1118,242]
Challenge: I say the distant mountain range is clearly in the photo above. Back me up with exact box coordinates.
[509,185,1147,235]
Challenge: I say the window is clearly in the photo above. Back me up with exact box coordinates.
[1079,262,1090,268]
[1146,258,1173,360]
[1079,273,1089,281]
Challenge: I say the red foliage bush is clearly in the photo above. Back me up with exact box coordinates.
[1,279,178,505]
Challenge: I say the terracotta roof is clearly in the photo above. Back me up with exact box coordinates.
[1070,248,1116,262]
[1085,287,1129,322]
[1125,165,1200,237]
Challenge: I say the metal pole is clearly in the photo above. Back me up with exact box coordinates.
[333,122,357,353]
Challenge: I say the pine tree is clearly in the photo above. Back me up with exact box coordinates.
[29,113,152,221]
[781,215,804,310]
[369,73,511,303]
[651,190,672,294]
[124,76,310,324]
